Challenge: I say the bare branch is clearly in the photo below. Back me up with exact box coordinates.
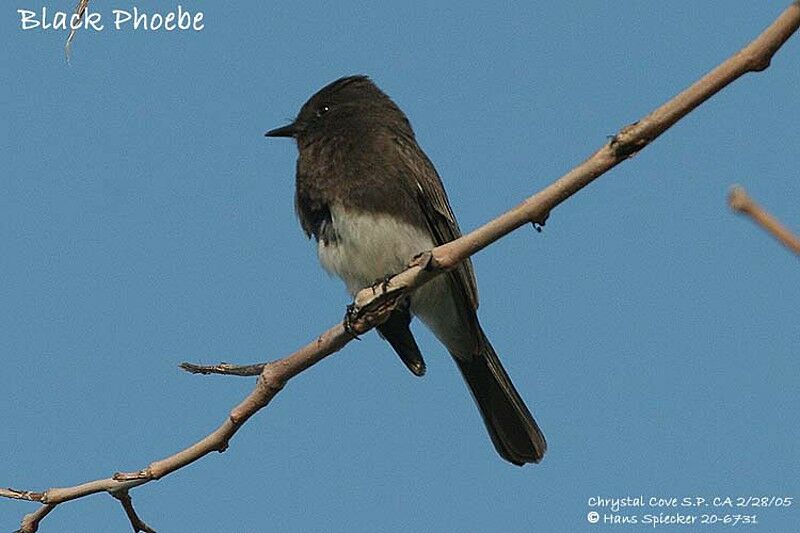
[16,504,56,533]
[179,361,267,376]
[111,490,157,533]
[65,0,90,61]
[7,2,799,530]
[729,186,800,255]
[0,488,45,502]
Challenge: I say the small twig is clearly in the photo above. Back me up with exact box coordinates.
[729,186,800,255]
[179,361,267,376]
[111,490,157,533]
[16,504,56,533]
[0,488,44,502]
[65,0,90,61]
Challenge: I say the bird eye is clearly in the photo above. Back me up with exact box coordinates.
[316,105,330,117]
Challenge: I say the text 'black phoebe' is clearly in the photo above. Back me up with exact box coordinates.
[265,75,546,465]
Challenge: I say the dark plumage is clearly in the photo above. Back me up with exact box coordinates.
[266,75,546,465]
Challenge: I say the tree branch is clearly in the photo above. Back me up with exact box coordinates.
[110,490,157,533]
[179,361,266,376]
[729,185,800,255]
[15,504,55,533]
[7,2,799,531]
[65,0,89,61]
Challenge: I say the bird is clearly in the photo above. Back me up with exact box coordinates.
[265,75,546,465]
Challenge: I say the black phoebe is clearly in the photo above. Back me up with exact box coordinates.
[265,75,546,465]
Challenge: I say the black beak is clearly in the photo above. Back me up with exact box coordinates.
[264,122,299,138]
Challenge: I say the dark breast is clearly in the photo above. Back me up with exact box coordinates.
[294,129,428,244]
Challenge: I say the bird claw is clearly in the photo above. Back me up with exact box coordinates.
[370,274,394,295]
[343,303,361,340]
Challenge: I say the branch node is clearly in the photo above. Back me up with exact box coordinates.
[609,122,650,159]
[751,57,772,72]
[229,410,246,426]
[113,469,153,482]
[530,210,550,232]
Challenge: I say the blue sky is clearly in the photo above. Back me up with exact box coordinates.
[2,1,799,531]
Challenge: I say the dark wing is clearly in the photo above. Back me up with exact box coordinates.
[393,131,479,311]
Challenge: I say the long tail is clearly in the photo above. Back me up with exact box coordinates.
[454,329,547,466]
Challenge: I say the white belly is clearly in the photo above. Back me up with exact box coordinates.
[318,206,435,294]
[318,205,471,356]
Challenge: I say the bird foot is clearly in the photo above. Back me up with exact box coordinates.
[370,274,394,295]
[343,303,361,340]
